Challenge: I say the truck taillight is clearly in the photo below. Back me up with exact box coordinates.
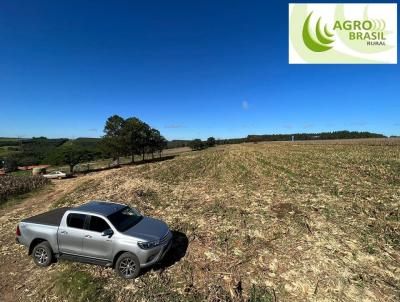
[16,225,21,236]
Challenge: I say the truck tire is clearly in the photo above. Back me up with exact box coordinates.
[115,252,140,279]
[32,242,53,267]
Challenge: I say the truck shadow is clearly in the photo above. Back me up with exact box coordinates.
[141,230,188,275]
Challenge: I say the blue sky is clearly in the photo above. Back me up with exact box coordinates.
[0,0,399,140]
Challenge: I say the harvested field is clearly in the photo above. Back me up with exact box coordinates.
[0,139,399,301]
[0,175,50,203]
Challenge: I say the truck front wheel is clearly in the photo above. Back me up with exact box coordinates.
[115,252,140,279]
[32,242,53,267]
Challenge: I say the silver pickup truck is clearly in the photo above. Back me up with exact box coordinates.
[16,201,172,279]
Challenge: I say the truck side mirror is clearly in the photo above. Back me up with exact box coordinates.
[101,229,114,237]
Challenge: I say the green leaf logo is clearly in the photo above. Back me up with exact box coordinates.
[302,12,335,52]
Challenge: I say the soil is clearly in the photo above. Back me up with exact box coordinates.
[0,177,82,301]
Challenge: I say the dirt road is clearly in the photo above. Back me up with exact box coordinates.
[0,177,82,302]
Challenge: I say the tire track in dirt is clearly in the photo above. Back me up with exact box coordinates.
[0,177,83,302]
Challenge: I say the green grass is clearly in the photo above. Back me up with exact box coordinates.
[53,264,203,302]
[0,146,20,157]
[249,285,274,302]
[53,265,110,302]
[0,137,20,141]
[10,170,32,176]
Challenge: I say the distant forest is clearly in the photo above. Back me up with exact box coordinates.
[222,130,386,144]
[0,114,167,170]
[0,137,100,167]
[168,130,387,148]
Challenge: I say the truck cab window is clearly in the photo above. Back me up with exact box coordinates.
[88,216,110,232]
[66,213,86,229]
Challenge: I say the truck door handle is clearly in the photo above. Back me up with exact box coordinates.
[84,235,92,238]
[60,231,68,235]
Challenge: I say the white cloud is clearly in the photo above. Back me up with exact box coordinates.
[242,100,249,110]
[165,124,184,129]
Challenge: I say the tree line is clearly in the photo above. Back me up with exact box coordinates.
[189,137,216,150]
[217,131,386,145]
[1,116,167,173]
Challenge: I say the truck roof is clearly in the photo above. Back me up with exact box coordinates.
[73,201,126,216]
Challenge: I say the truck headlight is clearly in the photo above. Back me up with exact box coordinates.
[138,240,160,249]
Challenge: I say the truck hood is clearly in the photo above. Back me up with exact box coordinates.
[122,216,169,242]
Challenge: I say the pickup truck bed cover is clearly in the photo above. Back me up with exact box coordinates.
[22,207,71,226]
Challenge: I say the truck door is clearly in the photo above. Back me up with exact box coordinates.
[58,213,87,255]
[81,215,114,260]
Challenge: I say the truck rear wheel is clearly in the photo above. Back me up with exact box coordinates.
[115,252,140,279]
[32,242,53,267]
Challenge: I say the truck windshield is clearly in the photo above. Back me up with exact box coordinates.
[107,206,143,232]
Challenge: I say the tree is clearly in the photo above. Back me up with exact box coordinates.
[3,158,18,172]
[156,135,167,158]
[10,153,42,166]
[148,128,159,159]
[189,139,205,151]
[47,146,92,173]
[122,117,150,162]
[138,122,151,161]
[101,115,125,163]
[147,129,167,158]
[207,137,216,147]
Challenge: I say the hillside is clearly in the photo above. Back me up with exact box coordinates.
[0,130,388,162]
[0,137,100,166]
[1,139,399,301]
